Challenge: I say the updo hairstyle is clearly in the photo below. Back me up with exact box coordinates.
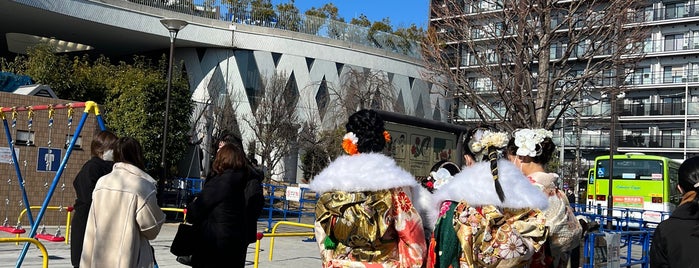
[505,135,556,165]
[345,109,386,153]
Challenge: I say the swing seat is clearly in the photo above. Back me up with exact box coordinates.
[0,226,26,234]
[36,233,65,242]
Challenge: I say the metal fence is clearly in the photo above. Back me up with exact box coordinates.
[125,0,421,58]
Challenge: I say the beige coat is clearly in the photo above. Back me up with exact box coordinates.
[80,163,166,268]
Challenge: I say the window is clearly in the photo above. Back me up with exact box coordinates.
[14,130,34,146]
[663,65,685,83]
[664,34,683,51]
[64,134,83,150]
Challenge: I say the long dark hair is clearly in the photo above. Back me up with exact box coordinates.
[114,137,145,170]
[679,156,699,211]
[345,109,386,153]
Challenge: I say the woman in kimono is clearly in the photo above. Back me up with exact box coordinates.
[310,109,428,268]
[428,128,549,268]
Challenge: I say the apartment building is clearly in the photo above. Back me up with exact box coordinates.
[429,0,699,175]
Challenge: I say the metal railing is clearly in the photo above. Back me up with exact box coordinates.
[125,0,421,58]
[253,221,315,268]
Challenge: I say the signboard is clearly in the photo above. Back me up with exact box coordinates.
[384,121,459,179]
[285,186,301,202]
[0,147,20,164]
[37,147,61,172]
[593,233,621,268]
[613,196,644,208]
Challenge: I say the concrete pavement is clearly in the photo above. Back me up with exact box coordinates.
[0,218,321,267]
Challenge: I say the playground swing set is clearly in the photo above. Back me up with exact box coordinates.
[0,101,106,267]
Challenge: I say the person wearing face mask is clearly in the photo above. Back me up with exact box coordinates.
[70,130,118,268]
[505,129,582,268]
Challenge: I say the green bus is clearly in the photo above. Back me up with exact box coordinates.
[586,153,682,223]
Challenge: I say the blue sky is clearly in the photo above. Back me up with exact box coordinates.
[270,0,430,28]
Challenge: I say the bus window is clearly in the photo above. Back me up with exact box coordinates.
[595,159,664,180]
[588,168,594,184]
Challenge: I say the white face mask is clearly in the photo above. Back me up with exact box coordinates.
[102,149,114,161]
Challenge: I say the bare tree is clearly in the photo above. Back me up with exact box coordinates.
[329,66,398,122]
[243,71,300,182]
[422,0,648,131]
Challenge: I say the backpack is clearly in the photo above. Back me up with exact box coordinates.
[244,167,265,244]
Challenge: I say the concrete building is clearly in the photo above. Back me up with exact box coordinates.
[0,0,453,182]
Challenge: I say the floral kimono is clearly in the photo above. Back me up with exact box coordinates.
[527,172,582,268]
[427,160,549,268]
[310,153,429,268]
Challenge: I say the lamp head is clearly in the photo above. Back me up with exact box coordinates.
[160,18,188,33]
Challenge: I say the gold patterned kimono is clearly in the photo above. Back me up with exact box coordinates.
[427,160,550,268]
[429,201,547,268]
[310,153,428,268]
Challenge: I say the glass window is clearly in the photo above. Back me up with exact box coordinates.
[15,130,34,146]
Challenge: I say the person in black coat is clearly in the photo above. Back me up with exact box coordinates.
[188,142,248,268]
[70,130,117,268]
[650,156,699,267]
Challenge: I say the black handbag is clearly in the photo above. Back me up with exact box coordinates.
[170,223,196,256]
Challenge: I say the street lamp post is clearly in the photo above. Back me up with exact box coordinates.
[685,70,689,160]
[607,91,617,230]
[160,18,188,182]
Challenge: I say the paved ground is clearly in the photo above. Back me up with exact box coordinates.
[0,218,321,267]
[0,217,648,268]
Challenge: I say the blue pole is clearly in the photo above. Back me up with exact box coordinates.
[96,114,106,131]
[16,110,90,267]
[1,118,34,226]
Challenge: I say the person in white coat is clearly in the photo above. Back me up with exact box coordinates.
[80,137,166,268]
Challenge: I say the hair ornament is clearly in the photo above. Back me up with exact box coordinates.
[383,131,391,142]
[430,168,455,190]
[468,129,509,161]
[514,128,553,157]
[342,132,359,155]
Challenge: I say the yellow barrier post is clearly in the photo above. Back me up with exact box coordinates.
[254,232,315,268]
[65,206,73,244]
[267,221,315,261]
[0,237,49,268]
[160,207,187,222]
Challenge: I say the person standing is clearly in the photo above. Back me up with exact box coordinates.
[506,128,582,268]
[80,137,165,268]
[71,130,117,268]
[310,109,428,267]
[188,142,249,267]
[650,156,699,267]
[428,128,549,267]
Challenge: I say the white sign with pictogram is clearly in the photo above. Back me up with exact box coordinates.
[37,147,62,172]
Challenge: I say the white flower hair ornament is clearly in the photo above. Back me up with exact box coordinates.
[430,168,454,190]
[469,129,509,161]
[514,128,553,157]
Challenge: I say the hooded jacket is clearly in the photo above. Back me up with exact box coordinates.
[650,194,699,268]
[310,153,428,268]
[80,162,165,268]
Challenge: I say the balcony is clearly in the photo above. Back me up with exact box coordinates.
[629,4,699,23]
[620,102,699,116]
[554,134,699,150]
